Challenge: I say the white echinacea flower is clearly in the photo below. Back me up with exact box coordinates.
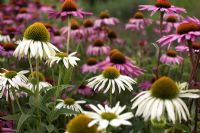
[87,66,136,94]
[131,76,200,124]
[0,69,29,100]
[13,22,59,59]
[46,52,80,69]
[83,102,133,130]
[56,98,86,113]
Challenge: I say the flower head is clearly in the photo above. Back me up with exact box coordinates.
[0,69,29,101]
[47,52,80,69]
[82,57,99,74]
[13,22,59,59]
[87,66,136,94]
[83,102,133,130]
[66,114,98,133]
[49,0,92,21]
[160,50,183,65]
[131,76,200,123]
[99,49,144,77]
[94,10,119,28]
[86,39,111,56]
[56,98,86,113]
[139,0,186,16]
[157,20,200,47]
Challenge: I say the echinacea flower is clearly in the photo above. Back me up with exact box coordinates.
[131,76,200,124]
[51,30,66,49]
[99,49,144,77]
[86,39,111,56]
[13,22,59,59]
[16,7,33,21]
[160,50,183,65]
[46,52,80,69]
[0,33,11,43]
[94,10,119,28]
[82,18,95,36]
[56,97,86,113]
[0,42,16,58]
[138,78,156,91]
[49,0,92,21]
[27,71,52,92]
[61,19,84,42]
[83,102,133,130]
[87,66,136,94]
[157,20,200,48]
[65,114,98,133]
[106,29,125,45]
[126,12,152,31]
[0,69,29,101]
[77,84,94,96]
[139,0,186,16]
[82,57,99,74]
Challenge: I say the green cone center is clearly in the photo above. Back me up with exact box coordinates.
[150,77,179,99]
[102,67,120,79]
[24,22,50,42]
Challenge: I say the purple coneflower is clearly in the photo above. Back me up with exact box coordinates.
[82,18,95,36]
[82,57,99,74]
[86,39,110,56]
[94,10,119,28]
[139,0,186,16]
[61,18,84,42]
[157,20,200,47]
[77,84,94,96]
[0,42,16,58]
[49,0,92,21]
[16,7,33,21]
[160,50,183,65]
[99,49,144,77]
[51,30,66,49]
[126,12,152,31]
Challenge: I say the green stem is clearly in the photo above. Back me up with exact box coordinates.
[66,17,71,55]
[55,65,63,99]
[8,91,15,114]
[109,89,112,107]
[28,54,34,77]
[13,90,24,113]
[35,58,41,131]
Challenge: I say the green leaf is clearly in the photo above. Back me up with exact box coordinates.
[42,84,71,104]
[63,67,74,84]
[48,108,78,122]
[17,114,31,133]
[0,114,20,121]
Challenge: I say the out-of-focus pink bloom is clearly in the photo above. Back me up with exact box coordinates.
[49,0,92,21]
[160,50,183,65]
[0,42,16,58]
[138,78,156,90]
[77,84,94,96]
[1,15,14,25]
[175,45,189,52]
[51,30,66,49]
[106,29,125,45]
[94,11,119,28]
[139,0,186,16]
[157,19,200,47]
[126,12,152,31]
[61,19,84,42]
[40,5,54,13]
[16,7,33,21]
[99,49,144,77]
[86,39,110,56]
[138,40,148,47]
[82,18,95,37]
[82,57,100,74]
